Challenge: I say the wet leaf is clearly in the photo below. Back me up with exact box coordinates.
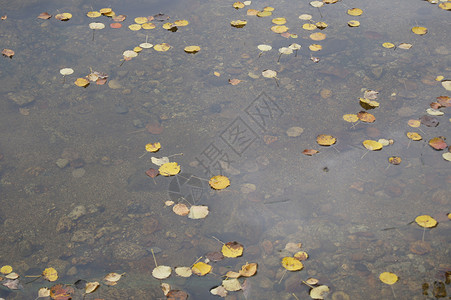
[154,43,171,51]
[135,17,148,24]
[382,42,395,49]
[306,278,319,285]
[281,257,303,271]
[309,44,322,51]
[85,282,99,294]
[222,278,241,291]
[229,78,242,85]
[233,2,245,9]
[379,272,398,285]
[174,20,189,26]
[87,11,101,18]
[152,266,172,279]
[38,12,52,19]
[407,120,421,127]
[1,265,12,274]
[209,175,230,190]
[262,69,277,78]
[222,241,244,258]
[2,49,14,58]
[415,215,437,228]
[59,68,74,76]
[348,20,360,27]
[49,284,74,300]
[357,111,376,122]
[173,203,190,216]
[412,26,427,35]
[302,23,317,30]
[316,134,336,146]
[128,24,142,31]
[159,162,180,176]
[103,272,124,282]
[359,97,379,108]
[142,23,156,29]
[310,1,324,8]
[206,251,224,262]
[398,43,412,50]
[240,262,257,277]
[55,13,72,21]
[184,45,200,53]
[145,168,159,178]
[429,137,447,150]
[175,266,192,277]
[123,50,138,58]
[303,149,319,156]
[154,13,170,22]
[347,8,363,16]
[187,205,209,219]
[294,251,309,261]
[363,140,383,151]
[258,44,272,52]
[230,20,247,28]
[112,14,127,22]
[43,267,58,282]
[271,25,289,33]
[310,32,326,41]
[343,114,359,122]
[442,152,451,161]
[442,80,451,91]
[192,262,212,276]
[272,17,286,25]
[210,285,228,297]
[145,142,161,152]
[161,283,171,296]
[166,290,188,300]
[74,78,89,87]
[407,132,422,141]
[310,285,330,299]
[299,14,312,20]
[151,156,169,166]
[38,287,51,297]
[315,21,328,29]
[388,156,401,165]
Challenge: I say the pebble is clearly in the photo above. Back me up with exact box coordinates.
[56,158,69,169]
[68,205,86,221]
[115,103,129,114]
[286,126,304,137]
[72,168,86,178]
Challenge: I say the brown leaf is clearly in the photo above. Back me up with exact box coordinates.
[303,149,319,156]
[2,49,14,58]
[229,78,242,85]
[206,251,224,262]
[166,290,188,300]
[50,284,74,300]
[420,115,439,127]
[146,122,164,134]
[357,111,376,123]
[145,168,159,178]
[437,96,451,107]
[429,137,447,150]
[38,12,52,19]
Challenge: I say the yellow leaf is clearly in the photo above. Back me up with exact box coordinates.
[85,282,100,294]
[142,23,156,29]
[271,25,288,33]
[154,43,171,52]
[133,46,142,53]
[42,267,58,282]
[0,265,12,274]
[309,44,322,51]
[359,97,379,108]
[415,215,437,228]
[257,11,272,17]
[263,6,274,11]
[128,24,142,31]
[222,241,244,258]
[343,114,359,122]
[74,78,89,87]
[435,75,444,81]
[184,45,201,53]
[159,162,180,176]
[348,20,360,27]
[209,175,230,190]
[406,132,422,141]
[407,119,421,127]
[293,251,309,261]
[174,20,189,26]
[162,22,175,30]
[347,8,363,16]
[439,2,451,10]
[192,262,212,276]
[239,262,257,277]
[230,20,247,27]
[315,21,328,29]
[316,134,336,146]
[302,23,317,30]
[388,156,401,165]
[134,17,148,24]
[145,142,161,152]
[99,8,112,14]
[310,32,326,41]
[379,272,398,285]
[281,257,303,271]
[412,26,427,35]
[87,11,101,18]
[222,278,242,291]
[233,1,245,9]
[272,17,286,25]
[225,270,241,278]
[363,140,383,151]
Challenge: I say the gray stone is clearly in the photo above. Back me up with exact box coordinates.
[68,205,86,221]
[113,241,147,261]
[56,158,69,169]
[8,93,35,107]
[71,229,95,244]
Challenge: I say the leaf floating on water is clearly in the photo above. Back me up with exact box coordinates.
[363,140,383,151]
[315,21,328,29]
[103,272,124,283]
[84,282,99,294]
[55,13,72,21]
[382,42,395,49]
[184,45,200,53]
[210,285,228,297]
[272,17,286,25]
[128,24,142,31]
[239,262,257,277]
[407,119,421,127]
[173,203,190,216]
[309,44,322,51]
[145,142,161,152]
[348,20,360,27]
[347,8,363,16]
[310,1,324,8]
[42,267,58,282]
[38,12,52,19]
[154,43,171,52]
[112,14,127,22]
[271,25,289,33]
[229,78,242,85]
[191,262,212,276]
[59,68,74,76]
[49,284,74,300]
[316,134,336,146]
[420,115,439,127]
[233,1,245,9]
[343,114,359,122]
[145,168,159,178]
[442,152,451,161]
[2,49,14,58]
[303,23,317,30]
[230,20,247,28]
[38,287,51,298]
[174,20,189,26]
[152,266,172,280]
[222,241,244,258]
[159,162,180,176]
[175,266,192,277]
[310,32,326,41]
[303,149,319,156]
[406,132,422,141]
[357,111,376,123]
[1,265,13,274]
[415,215,438,228]
[151,156,170,166]
[398,43,412,50]
[281,257,303,271]
[87,11,101,18]
[412,26,427,35]
[388,156,401,165]
[209,175,230,190]
[429,137,447,150]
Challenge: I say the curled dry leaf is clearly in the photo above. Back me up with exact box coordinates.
[303,149,319,156]
[85,282,99,294]
[2,49,14,58]
[38,12,52,19]
[172,203,190,216]
[104,272,124,283]
[229,78,242,85]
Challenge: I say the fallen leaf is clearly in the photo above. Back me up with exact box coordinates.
[43,267,58,282]
[152,266,172,279]
[187,205,209,219]
[316,134,336,146]
[222,241,244,258]
[310,285,330,299]
[282,257,303,271]
[379,272,398,285]
[209,175,230,190]
[192,262,212,276]
[159,162,181,176]
[429,137,447,150]
[229,78,242,85]
[38,12,52,19]
[303,149,319,156]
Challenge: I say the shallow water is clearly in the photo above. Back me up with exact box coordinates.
[0,0,450,299]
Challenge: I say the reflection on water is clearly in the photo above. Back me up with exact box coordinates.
[0,0,450,298]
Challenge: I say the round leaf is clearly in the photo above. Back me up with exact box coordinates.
[159,162,180,176]
[281,257,303,271]
[379,272,398,285]
[152,266,172,279]
[209,175,230,190]
[415,215,437,228]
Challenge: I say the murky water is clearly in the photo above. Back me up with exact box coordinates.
[0,0,450,299]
